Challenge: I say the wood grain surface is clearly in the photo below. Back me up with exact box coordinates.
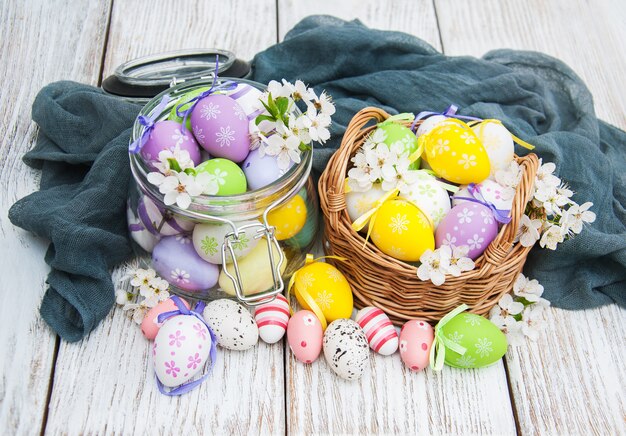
[0,1,112,434]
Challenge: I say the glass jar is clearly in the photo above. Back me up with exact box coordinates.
[126,77,319,305]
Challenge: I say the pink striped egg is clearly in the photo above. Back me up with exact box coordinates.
[254,294,290,344]
[399,319,434,372]
[355,307,399,356]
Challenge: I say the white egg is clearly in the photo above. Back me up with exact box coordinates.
[127,204,159,253]
[323,319,370,380]
[416,115,447,137]
[192,220,259,264]
[153,314,212,388]
[472,121,515,175]
[345,184,386,223]
[203,299,259,350]
[138,195,195,236]
[452,179,515,212]
[402,173,452,228]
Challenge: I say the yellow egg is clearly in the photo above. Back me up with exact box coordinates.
[419,119,490,184]
[294,262,353,323]
[370,199,434,261]
[267,194,307,240]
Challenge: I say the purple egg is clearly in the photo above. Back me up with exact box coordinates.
[242,148,294,190]
[190,94,250,163]
[435,203,499,260]
[137,195,195,236]
[140,120,202,167]
[152,235,219,292]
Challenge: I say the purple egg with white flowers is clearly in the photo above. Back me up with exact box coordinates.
[242,148,294,190]
[190,94,250,163]
[137,195,195,236]
[139,120,202,167]
[152,235,219,291]
[435,203,499,260]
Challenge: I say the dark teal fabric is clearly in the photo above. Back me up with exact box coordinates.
[9,16,625,342]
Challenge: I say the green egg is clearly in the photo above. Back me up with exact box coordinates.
[440,312,508,369]
[376,122,420,169]
[196,158,247,196]
[169,87,212,130]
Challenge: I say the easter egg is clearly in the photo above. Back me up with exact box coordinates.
[202,299,259,350]
[152,235,219,291]
[471,121,515,175]
[345,184,386,223]
[355,307,398,356]
[402,173,452,228]
[190,94,251,163]
[439,312,507,368]
[370,198,434,261]
[169,87,212,130]
[139,120,202,167]
[293,261,353,324]
[242,148,293,190]
[267,194,307,240]
[416,115,447,137]
[323,319,370,380]
[127,203,159,253]
[435,203,499,260]
[192,220,259,264]
[153,314,212,387]
[141,297,190,340]
[254,294,290,344]
[399,319,434,372]
[137,195,195,236]
[223,82,265,132]
[195,158,247,196]
[284,201,319,249]
[452,179,514,212]
[287,310,323,363]
[219,238,287,296]
[376,122,420,168]
[419,119,490,184]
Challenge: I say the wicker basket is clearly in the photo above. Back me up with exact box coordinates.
[318,107,540,325]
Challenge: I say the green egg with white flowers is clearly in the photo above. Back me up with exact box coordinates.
[195,158,247,196]
[375,121,420,169]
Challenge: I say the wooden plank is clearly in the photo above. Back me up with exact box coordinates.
[436,0,626,433]
[45,1,284,434]
[0,1,112,434]
[279,4,516,434]
[277,0,443,52]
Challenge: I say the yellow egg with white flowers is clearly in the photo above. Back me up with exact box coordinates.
[267,194,307,240]
[370,199,434,261]
[293,261,353,324]
[418,118,490,184]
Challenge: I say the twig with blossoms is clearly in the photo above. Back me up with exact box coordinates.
[416,244,475,285]
[115,266,171,324]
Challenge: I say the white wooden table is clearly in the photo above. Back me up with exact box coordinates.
[1,1,625,434]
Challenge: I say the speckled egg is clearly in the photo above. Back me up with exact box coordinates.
[267,194,307,240]
[416,115,447,137]
[152,235,219,291]
[399,319,434,372]
[471,121,515,176]
[242,148,292,190]
[345,184,386,223]
[435,203,499,260]
[141,297,190,340]
[139,120,202,167]
[190,94,250,163]
[127,203,160,253]
[355,307,398,356]
[254,294,290,344]
[452,179,514,212]
[287,310,323,363]
[192,220,259,264]
[323,319,370,380]
[402,172,452,228]
[202,299,258,350]
[137,195,195,236]
[195,158,247,196]
[153,314,212,387]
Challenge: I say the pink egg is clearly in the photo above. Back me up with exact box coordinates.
[287,310,323,363]
[355,307,399,356]
[435,203,499,260]
[141,297,190,340]
[254,294,290,344]
[139,120,202,167]
[399,319,434,372]
[190,94,251,163]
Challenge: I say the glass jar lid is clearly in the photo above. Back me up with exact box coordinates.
[102,49,250,99]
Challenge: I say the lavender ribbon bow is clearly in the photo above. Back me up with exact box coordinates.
[456,183,512,224]
[128,95,172,154]
[155,296,218,396]
[411,104,483,131]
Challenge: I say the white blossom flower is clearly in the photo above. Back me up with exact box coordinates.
[495,160,522,189]
[362,129,387,153]
[153,145,194,175]
[366,143,397,180]
[115,289,132,305]
[347,152,375,192]
[130,268,156,295]
[489,294,524,328]
[158,172,204,209]
[417,245,451,286]
[122,302,149,324]
[266,80,293,99]
[381,158,419,193]
[263,131,301,170]
[297,106,331,143]
[539,224,564,250]
[520,304,547,341]
[309,90,336,116]
[502,321,525,346]
[535,160,561,190]
[194,171,219,196]
[513,274,544,302]
[560,202,596,235]
[515,214,542,247]
[446,245,475,276]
